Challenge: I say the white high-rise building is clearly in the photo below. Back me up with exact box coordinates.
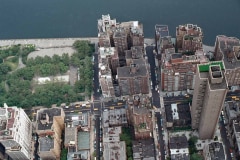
[0,103,32,160]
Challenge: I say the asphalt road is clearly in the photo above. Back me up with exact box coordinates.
[219,114,232,160]
[146,45,165,160]
[95,115,101,160]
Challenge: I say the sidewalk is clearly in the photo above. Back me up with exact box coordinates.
[90,115,95,160]
[152,110,160,160]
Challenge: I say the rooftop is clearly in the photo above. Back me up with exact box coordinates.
[155,24,169,38]
[216,35,240,70]
[103,126,121,143]
[225,101,240,119]
[102,108,127,128]
[39,136,54,152]
[103,141,126,160]
[77,131,90,150]
[171,53,183,59]
[198,68,227,90]
[165,103,191,127]
[36,108,62,131]
[206,142,225,160]
[117,59,148,78]
[198,61,224,72]
[125,46,144,59]
[67,150,89,160]
[169,135,188,149]
[132,139,155,159]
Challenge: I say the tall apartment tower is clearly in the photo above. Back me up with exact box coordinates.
[191,61,228,139]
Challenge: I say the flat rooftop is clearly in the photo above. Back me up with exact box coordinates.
[39,136,54,152]
[155,24,169,37]
[102,108,127,127]
[103,141,126,160]
[132,139,155,159]
[37,108,62,130]
[216,35,240,70]
[117,59,148,78]
[169,135,188,149]
[207,142,225,160]
[199,71,227,90]
[198,62,228,90]
[103,127,121,143]
[77,131,90,150]
[165,103,191,127]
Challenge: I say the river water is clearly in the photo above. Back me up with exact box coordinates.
[0,0,240,45]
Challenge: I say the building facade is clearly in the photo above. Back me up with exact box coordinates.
[214,35,240,87]
[36,107,65,160]
[176,24,203,53]
[161,48,208,92]
[0,103,32,160]
[117,59,150,96]
[191,61,228,139]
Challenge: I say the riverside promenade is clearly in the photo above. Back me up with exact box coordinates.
[0,37,155,59]
[0,37,155,48]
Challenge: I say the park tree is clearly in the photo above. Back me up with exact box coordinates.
[190,153,203,160]
[0,63,11,74]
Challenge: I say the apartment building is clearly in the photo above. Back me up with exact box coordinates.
[191,61,228,139]
[117,58,150,96]
[127,100,153,140]
[36,107,65,160]
[113,27,128,57]
[203,142,226,160]
[214,35,240,87]
[102,112,127,160]
[155,25,173,54]
[99,47,119,75]
[102,108,128,128]
[98,49,116,97]
[121,21,144,47]
[165,103,191,129]
[125,46,144,66]
[161,48,208,92]
[132,139,155,160]
[169,135,190,160]
[176,24,203,53]
[0,103,32,160]
[98,15,144,56]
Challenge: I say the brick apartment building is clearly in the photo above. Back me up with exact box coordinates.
[98,14,144,58]
[127,105,153,140]
[214,35,240,87]
[117,58,150,96]
[176,24,203,53]
[161,48,208,92]
[155,25,173,54]
[36,107,65,160]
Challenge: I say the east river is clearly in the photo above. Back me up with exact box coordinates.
[0,0,240,45]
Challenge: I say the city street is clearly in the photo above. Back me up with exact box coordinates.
[94,115,101,160]
[146,45,165,160]
[219,118,232,160]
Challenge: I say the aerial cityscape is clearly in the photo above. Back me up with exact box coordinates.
[0,14,240,160]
